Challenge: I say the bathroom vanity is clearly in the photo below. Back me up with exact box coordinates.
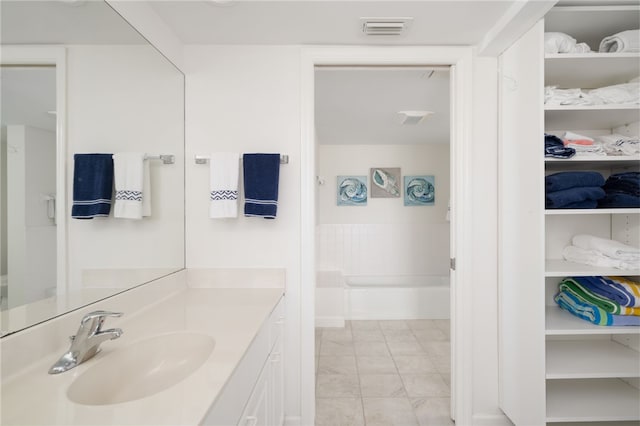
[0,270,285,425]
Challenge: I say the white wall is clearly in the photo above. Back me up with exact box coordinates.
[184,45,302,420]
[6,125,56,308]
[65,45,185,290]
[184,45,503,423]
[317,144,450,277]
[1,127,7,276]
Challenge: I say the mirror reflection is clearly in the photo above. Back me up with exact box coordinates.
[0,0,185,335]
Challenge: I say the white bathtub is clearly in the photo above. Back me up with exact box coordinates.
[345,275,450,320]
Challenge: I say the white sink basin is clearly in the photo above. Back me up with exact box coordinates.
[67,332,215,405]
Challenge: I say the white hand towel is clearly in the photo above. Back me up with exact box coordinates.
[599,29,640,53]
[113,152,145,219]
[563,245,638,270]
[142,159,151,217]
[572,234,640,262]
[209,152,239,218]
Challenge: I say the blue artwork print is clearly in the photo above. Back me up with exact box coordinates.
[404,175,435,206]
[337,176,367,206]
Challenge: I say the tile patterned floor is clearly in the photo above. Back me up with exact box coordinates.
[315,320,453,426]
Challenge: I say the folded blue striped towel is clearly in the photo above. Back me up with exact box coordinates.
[243,153,280,219]
[71,154,113,219]
[579,276,638,307]
[555,290,640,326]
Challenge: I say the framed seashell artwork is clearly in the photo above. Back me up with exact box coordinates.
[337,176,368,206]
[404,175,435,206]
[370,167,401,198]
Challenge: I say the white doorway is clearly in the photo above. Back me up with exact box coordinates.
[300,47,476,426]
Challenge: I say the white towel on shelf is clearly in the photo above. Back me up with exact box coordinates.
[209,152,240,218]
[599,29,640,53]
[572,234,640,262]
[596,134,640,156]
[113,152,145,219]
[544,32,592,54]
[562,245,638,270]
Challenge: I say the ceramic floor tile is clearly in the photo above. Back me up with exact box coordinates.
[440,374,451,387]
[318,356,358,375]
[379,320,409,331]
[411,398,454,426]
[387,338,427,356]
[433,320,450,332]
[382,329,415,340]
[362,397,419,426]
[357,356,398,374]
[322,328,354,342]
[316,374,361,398]
[350,320,380,330]
[355,341,391,357]
[401,374,450,398]
[420,342,450,358]
[393,355,437,375]
[405,320,440,331]
[321,340,355,356]
[412,329,447,343]
[352,328,386,342]
[431,355,451,375]
[360,374,407,398]
[315,398,365,426]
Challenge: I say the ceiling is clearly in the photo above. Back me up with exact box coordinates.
[315,67,450,145]
[1,67,57,132]
[149,1,516,45]
[0,0,146,45]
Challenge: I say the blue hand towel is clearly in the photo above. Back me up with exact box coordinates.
[545,186,605,209]
[545,171,605,193]
[598,193,640,208]
[71,154,114,219]
[243,153,280,219]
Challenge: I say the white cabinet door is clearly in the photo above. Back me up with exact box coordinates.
[238,364,270,426]
[269,336,284,426]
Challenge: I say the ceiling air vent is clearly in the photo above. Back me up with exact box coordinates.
[361,17,413,36]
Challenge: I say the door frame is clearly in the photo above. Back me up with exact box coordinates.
[1,46,67,297]
[300,46,474,425]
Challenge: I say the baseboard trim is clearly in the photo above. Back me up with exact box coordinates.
[472,412,513,426]
[284,415,302,426]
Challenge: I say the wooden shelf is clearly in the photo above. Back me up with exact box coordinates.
[546,340,640,379]
[545,208,640,215]
[545,53,640,89]
[546,379,640,422]
[544,259,640,277]
[545,156,640,168]
[546,306,640,335]
[545,106,639,130]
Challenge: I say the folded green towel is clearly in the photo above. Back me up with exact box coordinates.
[559,277,640,316]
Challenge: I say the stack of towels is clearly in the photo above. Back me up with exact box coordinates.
[599,172,640,208]
[563,234,640,271]
[544,29,639,54]
[545,171,605,209]
[555,276,640,326]
[596,133,640,156]
[561,131,605,156]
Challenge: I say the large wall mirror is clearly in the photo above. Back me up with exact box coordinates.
[0,0,185,335]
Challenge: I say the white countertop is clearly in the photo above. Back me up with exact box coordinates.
[1,287,284,425]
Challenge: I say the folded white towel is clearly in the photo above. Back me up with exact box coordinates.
[599,29,640,53]
[563,245,638,270]
[572,234,640,262]
[588,82,640,105]
[113,152,145,219]
[209,152,239,218]
[544,32,592,54]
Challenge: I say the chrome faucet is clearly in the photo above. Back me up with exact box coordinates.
[48,310,123,374]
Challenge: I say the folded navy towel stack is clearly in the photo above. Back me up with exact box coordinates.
[71,153,114,219]
[243,153,281,219]
[599,172,640,208]
[545,171,605,209]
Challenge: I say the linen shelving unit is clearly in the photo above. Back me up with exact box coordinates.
[543,4,640,425]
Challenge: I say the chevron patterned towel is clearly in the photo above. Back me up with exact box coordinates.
[113,152,146,219]
[209,152,240,218]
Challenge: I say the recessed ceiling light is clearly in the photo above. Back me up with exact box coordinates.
[361,17,413,36]
[398,111,433,125]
